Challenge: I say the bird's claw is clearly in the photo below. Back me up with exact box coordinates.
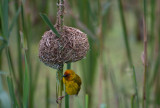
[56,96,65,104]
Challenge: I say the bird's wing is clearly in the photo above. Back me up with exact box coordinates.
[75,74,82,86]
[72,74,81,95]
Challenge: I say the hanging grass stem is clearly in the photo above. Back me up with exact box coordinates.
[56,66,64,108]
[56,0,64,107]
[65,63,71,108]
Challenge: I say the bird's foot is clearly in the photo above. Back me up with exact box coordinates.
[56,95,65,104]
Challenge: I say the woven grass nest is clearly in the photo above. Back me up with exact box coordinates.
[39,26,89,69]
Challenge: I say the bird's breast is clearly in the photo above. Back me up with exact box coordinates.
[64,80,80,95]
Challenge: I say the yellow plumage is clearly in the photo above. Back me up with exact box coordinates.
[63,70,82,95]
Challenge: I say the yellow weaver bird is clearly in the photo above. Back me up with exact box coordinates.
[63,69,82,95]
[56,70,81,103]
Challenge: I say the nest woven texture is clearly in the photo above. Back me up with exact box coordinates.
[39,26,89,69]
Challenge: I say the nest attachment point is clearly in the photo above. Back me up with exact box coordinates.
[39,26,89,69]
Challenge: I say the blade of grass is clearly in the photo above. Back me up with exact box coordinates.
[131,94,135,108]
[5,47,17,84]
[65,63,71,108]
[40,13,60,37]
[13,0,24,100]
[7,77,18,108]
[150,0,156,42]
[1,0,9,40]
[56,67,64,108]
[148,5,160,107]
[20,12,30,106]
[9,6,21,36]
[0,36,7,52]
[23,54,30,108]
[110,70,121,108]
[21,2,32,80]
[132,66,139,108]
[117,0,133,67]
[149,10,160,86]
[46,76,50,108]
[85,94,89,108]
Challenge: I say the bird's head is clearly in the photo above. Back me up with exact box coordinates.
[63,70,76,81]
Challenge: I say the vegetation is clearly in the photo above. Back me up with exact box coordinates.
[0,0,160,108]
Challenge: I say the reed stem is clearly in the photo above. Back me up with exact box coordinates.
[142,13,148,108]
[56,0,64,108]
[85,94,89,108]
[117,0,133,67]
[132,66,139,108]
[57,67,63,108]
[65,63,71,108]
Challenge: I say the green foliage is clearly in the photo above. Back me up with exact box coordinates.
[1,0,9,39]
[23,55,30,108]
[0,0,160,108]
[85,94,89,108]
[132,66,139,108]
[40,13,60,37]
[46,77,50,108]
[7,77,18,108]
[117,0,133,67]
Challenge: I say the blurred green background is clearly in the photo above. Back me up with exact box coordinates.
[0,0,160,108]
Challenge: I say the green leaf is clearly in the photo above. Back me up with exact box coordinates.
[0,36,7,52]
[46,77,50,108]
[39,13,60,37]
[23,54,29,108]
[1,0,9,40]
[7,77,18,108]
[5,48,16,80]
[0,43,6,52]
[132,66,139,108]
[9,7,21,36]
[85,94,89,108]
